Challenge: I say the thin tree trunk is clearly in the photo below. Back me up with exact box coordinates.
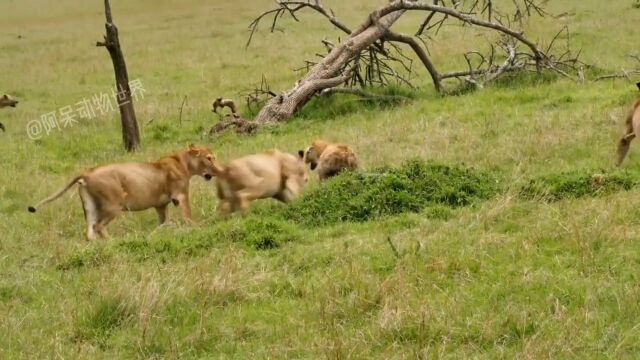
[97,0,140,151]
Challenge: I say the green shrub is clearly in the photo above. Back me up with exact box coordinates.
[520,169,640,201]
[284,159,500,226]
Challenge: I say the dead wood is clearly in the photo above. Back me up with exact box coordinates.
[96,0,140,151]
[244,0,582,125]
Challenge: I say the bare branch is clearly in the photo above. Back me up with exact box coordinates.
[594,70,640,82]
[485,42,517,82]
[240,75,277,114]
[381,0,547,68]
[247,0,352,49]
[416,11,438,36]
[384,30,442,93]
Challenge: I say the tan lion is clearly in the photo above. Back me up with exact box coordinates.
[299,140,359,181]
[213,149,307,216]
[28,144,217,240]
[0,94,18,132]
[616,86,640,166]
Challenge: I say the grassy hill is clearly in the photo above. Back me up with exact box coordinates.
[2,0,640,358]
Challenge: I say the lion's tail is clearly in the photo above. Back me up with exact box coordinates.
[28,175,84,213]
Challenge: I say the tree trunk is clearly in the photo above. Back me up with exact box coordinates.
[97,0,140,152]
[254,8,407,124]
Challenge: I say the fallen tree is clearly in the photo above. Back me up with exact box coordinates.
[222,0,581,132]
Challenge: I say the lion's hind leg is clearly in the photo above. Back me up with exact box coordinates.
[91,184,125,239]
[94,203,121,239]
[617,132,635,167]
[78,184,99,241]
[235,187,264,214]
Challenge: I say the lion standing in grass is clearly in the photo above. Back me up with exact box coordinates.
[213,149,307,216]
[616,82,640,166]
[28,144,217,240]
[300,140,359,181]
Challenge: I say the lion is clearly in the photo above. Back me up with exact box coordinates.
[299,140,359,181]
[616,85,640,166]
[0,94,18,132]
[213,149,307,216]
[28,144,217,240]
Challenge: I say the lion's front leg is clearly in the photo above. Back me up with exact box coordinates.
[174,193,195,225]
[171,183,196,225]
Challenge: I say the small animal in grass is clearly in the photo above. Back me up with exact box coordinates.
[211,97,238,117]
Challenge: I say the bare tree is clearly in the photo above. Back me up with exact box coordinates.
[97,0,140,151]
[244,0,581,126]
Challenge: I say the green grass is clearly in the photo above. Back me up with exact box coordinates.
[3,0,640,358]
[285,159,500,226]
[73,295,136,349]
[521,168,640,201]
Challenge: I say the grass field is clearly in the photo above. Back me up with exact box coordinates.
[2,0,640,358]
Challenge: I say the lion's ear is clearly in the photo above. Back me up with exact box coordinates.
[298,150,304,159]
[636,82,640,91]
[188,144,200,156]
